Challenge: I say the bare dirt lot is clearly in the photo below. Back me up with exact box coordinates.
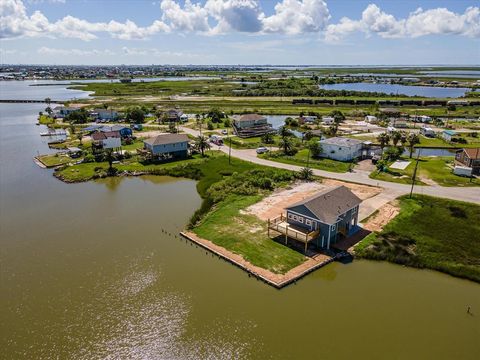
[243,180,382,221]
[362,201,400,232]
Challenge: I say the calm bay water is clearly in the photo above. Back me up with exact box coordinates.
[1,83,479,359]
[320,82,471,98]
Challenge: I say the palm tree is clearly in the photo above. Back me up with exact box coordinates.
[195,135,210,157]
[391,130,401,147]
[279,126,292,139]
[407,133,420,158]
[279,136,294,155]
[298,167,313,181]
[400,131,408,147]
[105,148,114,173]
[377,132,390,154]
[302,130,313,142]
[328,123,338,136]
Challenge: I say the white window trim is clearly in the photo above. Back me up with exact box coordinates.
[332,224,336,231]
[305,219,312,226]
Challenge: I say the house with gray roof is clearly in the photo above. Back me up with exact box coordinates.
[284,186,362,249]
[319,137,364,161]
[143,134,189,158]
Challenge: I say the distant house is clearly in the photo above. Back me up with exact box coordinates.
[269,186,362,251]
[390,118,408,128]
[91,131,121,150]
[91,109,118,121]
[411,115,432,123]
[233,114,272,138]
[420,126,436,138]
[455,148,480,175]
[53,106,78,118]
[298,115,317,124]
[322,116,335,125]
[442,130,456,142]
[110,125,133,138]
[143,134,189,158]
[319,137,363,161]
[160,109,183,123]
[364,115,378,124]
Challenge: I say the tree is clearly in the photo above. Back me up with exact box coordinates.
[261,132,275,144]
[76,133,83,145]
[45,106,53,116]
[195,135,211,157]
[105,148,114,173]
[126,107,145,124]
[298,167,313,181]
[328,124,338,136]
[307,139,322,158]
[168,122,178,133]
[223,118,231,128]
[330,110,345,123]
[279,126,293,139]
[279,136,296,155]
[400,131,408,147]
[207,121,214,130]
[45,98,51,107]
[407,133,420,158]
[303,130,314,142]
[377,132,390,153]
[65,109,88,124]
[390,130,402,147]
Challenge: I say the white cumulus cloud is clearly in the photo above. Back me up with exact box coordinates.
[325,3,480,42]
[263,0,330,35]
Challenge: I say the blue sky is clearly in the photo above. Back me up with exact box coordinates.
[1,0,479,65]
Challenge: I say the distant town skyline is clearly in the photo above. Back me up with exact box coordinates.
[1,0,479,65]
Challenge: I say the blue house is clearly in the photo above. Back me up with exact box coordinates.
[143,134,189,158]
[110,125,133,138]
[268,186,361,252]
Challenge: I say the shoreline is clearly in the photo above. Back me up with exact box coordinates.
[180,231,336,289]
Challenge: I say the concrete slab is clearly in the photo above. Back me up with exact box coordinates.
[390,160,411,170]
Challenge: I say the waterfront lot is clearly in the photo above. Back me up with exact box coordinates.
[356,195,480,283]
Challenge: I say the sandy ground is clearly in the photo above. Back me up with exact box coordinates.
[181,231,333,288]
[362,201,400,232]
[243,180,381,221]
[354,159,376,172]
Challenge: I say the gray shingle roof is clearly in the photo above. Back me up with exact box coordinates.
[286,185,361,224]
[238,114,266,122]
[320,137,363,147]
[144,133,189,146]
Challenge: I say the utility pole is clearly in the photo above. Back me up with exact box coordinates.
[228,127,232,165]
[410,149,421,198]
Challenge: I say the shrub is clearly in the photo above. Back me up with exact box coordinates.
[83,154,95,163]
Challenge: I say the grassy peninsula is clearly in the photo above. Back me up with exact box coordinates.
[56,152,307,273]
[356,195,480,283]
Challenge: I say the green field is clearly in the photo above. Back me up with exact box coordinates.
[37,153,73,167]
[193,195,306,274]
[261,149,352,173]
[370,157,478,187]
[356,195,480,283]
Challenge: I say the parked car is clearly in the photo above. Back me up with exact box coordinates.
[256,147,269,154]
[221,129,228,135]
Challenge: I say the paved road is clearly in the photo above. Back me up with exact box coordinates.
[181,127,480,205]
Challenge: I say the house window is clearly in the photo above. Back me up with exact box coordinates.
[332,224,336,231]
[288,213,294,220]
[352,206,357,214]
[305,219,312,226]
[298,217,304,223]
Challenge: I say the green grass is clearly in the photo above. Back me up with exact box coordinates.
[193,195,306,274]
[37,153,74,167]
[38,115,55,125]
[261,149,352,173]
[356,195,480,283]
[369,157,478,187]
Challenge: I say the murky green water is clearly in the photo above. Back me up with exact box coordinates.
[1,87,479,359]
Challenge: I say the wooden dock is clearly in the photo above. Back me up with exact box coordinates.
[180,231,335,289]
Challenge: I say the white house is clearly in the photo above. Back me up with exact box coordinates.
[322,116,335,125]
[411,115,432,123]
[364,115,378,124]
[420,127,435,138]
[390,118,408,128]
[442,130,456,142]
[91,109,119,121]
[91,131,122,149]
[319,137,363,161]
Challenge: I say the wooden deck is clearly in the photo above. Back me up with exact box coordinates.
[268,214,319,253]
